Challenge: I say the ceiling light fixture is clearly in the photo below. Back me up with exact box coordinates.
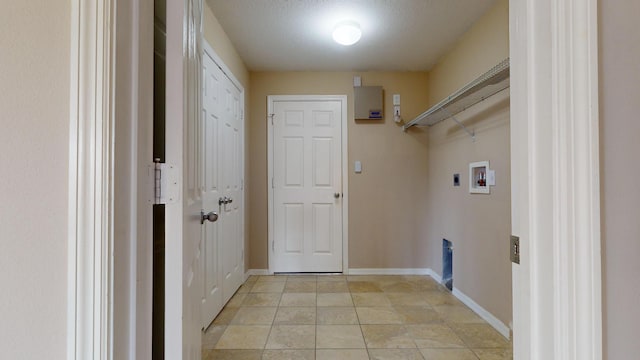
[332,21,362,46]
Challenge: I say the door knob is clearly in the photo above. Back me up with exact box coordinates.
[334,193,340,198]
[200,210,218,224]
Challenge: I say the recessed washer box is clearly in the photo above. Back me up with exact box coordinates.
[354,86,383,120]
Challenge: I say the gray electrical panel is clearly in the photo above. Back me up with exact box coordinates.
[354,86,383,120]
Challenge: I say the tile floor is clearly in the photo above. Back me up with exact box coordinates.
[202,275,512,360]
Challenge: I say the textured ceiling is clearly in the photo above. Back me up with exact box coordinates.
[205,0,498,72]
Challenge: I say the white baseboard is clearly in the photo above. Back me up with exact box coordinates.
[425,269,510,340]
[452,287,511,339]
[245,269,269,279]
[347,268,431,276]
[424,268,443,283]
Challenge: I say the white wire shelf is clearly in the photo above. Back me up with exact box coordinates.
[403,58,510,131]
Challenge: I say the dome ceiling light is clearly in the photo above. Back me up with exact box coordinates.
[332,21,362,46]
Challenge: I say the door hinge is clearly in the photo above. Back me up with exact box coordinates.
[271,177,275,189]
[272,240,274,252]
[268,113,275,125]
[150,159,179,205]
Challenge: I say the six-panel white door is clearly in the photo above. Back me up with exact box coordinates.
[272,99,343,273]
[200,51,223,328]
[219,68,243,303]
[200,46,244,328]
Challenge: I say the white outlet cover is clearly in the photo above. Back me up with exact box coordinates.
[487,170,496,186]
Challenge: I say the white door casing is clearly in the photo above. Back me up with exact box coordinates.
[268,96,348,273]
[68,0,116,358]
[509,0,601,359]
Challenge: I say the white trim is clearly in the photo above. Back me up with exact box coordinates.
[347,268,431,276]
[509,0,602,358]
[267,95,349,275]
[245,269,271,277]
[452,287,511,339]
[68,0,116,358]
[551,0,602,358]
[425,268,442,284]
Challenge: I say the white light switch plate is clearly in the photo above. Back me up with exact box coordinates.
[354,161,362,173]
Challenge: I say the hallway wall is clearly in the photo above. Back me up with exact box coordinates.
[421,0,512,327]
[0,1,70,358]
[599,0,640,357]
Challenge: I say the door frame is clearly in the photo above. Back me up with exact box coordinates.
[68,0,117,358]
[267,95,349,274]
[70,1,603,358]
[509,0,601,358]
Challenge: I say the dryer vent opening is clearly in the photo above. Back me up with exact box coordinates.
[442,239,453,291]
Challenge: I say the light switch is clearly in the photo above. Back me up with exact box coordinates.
[393,94,401,105]
[354,161,362,173]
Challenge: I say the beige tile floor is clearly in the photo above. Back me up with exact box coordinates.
[202,275,512,360]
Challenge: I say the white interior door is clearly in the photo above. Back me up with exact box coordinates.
[200,50,223,328]
[220,72,243,302]
[180,0,204,356]
[164,0,203,358]
[270,97,344,273]
[200,43,245,327]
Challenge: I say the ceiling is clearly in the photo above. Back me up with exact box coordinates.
[205,0,498,72]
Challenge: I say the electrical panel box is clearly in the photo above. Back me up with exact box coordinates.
[354,86,383,120]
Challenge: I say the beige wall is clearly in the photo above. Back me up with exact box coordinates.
[599,0,640,358]
[0,1,70,358]
[421,0,511,325]
[203,4,250,88]
[248,72,430,269]
[428,0,509,106]
[203,4,252,271]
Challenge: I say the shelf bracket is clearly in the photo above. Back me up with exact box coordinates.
[448,113,476,142]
